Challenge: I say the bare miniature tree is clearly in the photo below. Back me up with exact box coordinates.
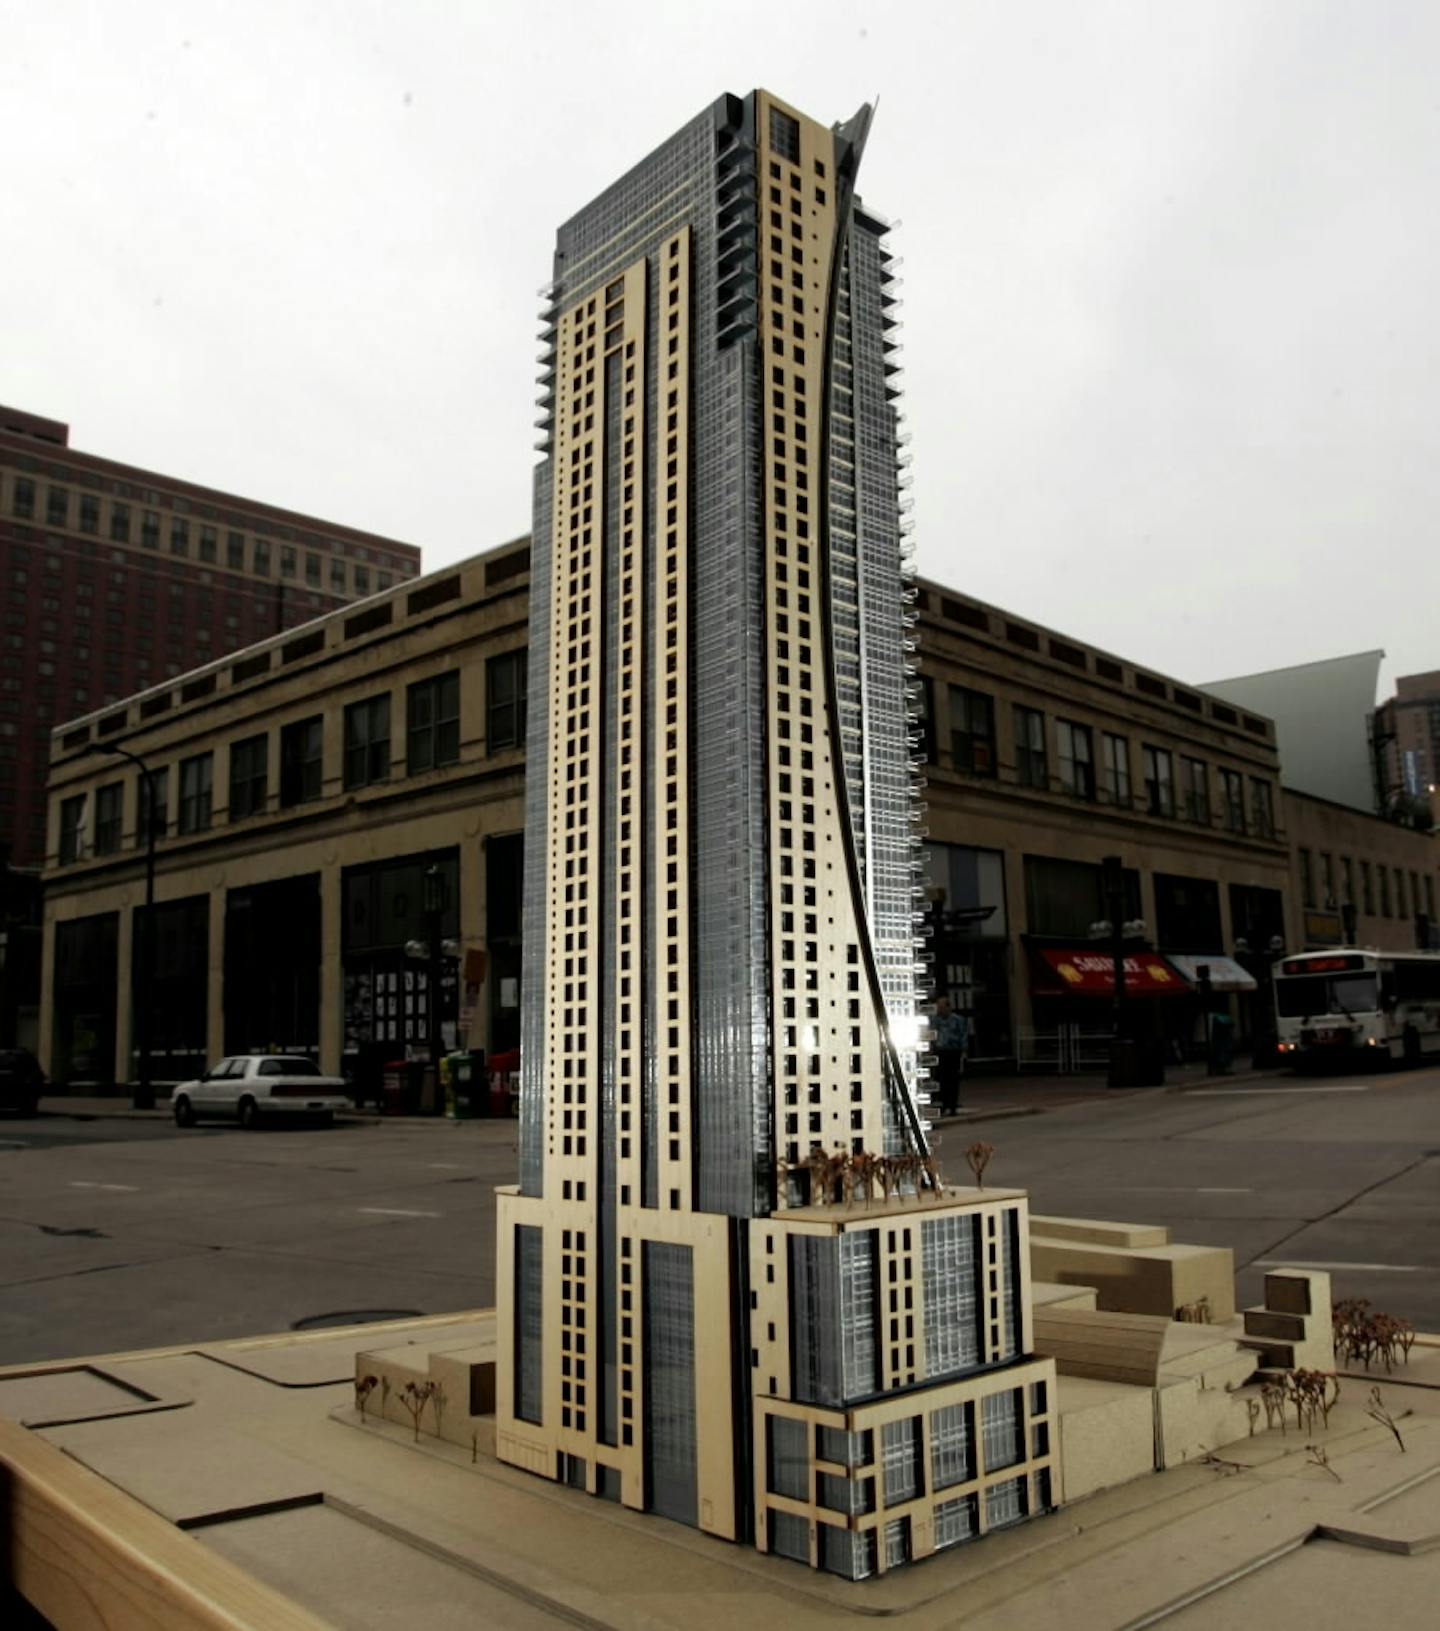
[1364,1385,1407,1453]
[430,1381,448,1441]
[1305,1444,1341,1483]
[1261,1380,1288,1434]
[964,1141,994,1189]
[400,1379,437,1443]
[354,1373,378,1426]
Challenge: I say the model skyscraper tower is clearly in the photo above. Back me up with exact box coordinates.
[496,90,1057,1578]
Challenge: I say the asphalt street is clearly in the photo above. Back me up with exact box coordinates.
[977,1061,1440,1331]
[0,1062,1436,1366]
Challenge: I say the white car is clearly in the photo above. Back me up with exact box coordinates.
[172,1055,351,1129]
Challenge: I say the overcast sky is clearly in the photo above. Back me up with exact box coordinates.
[4,1,1436,692]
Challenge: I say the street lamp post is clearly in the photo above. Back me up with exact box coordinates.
[423,863,446,1085]
[1101,854,1127,1045]
[93,743,158,1110]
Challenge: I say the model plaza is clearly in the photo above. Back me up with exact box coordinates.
[493,88,1056,1577]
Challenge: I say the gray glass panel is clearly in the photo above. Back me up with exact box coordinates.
[769,1508,810,1564]
[768,1414,809,1501]
[881,1416,922,1505]
[514,1225,543,1424]
[816,1426,871,1468]
[933,1493,978,1550]
[921,1213,981,1378]
[819,1523,876,1581]
[518,462,551,1198]
[998,1208,1021,1361]
[985,1475,1026,1529]
[930,1401,973,1490]
[643,1241,697,1525]
[981,1389,1023,1472]
[789,1232,878,1406]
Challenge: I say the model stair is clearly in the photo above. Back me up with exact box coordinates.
[1237,1267,1335,1373]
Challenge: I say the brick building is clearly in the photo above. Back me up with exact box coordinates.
[0,404,422,865]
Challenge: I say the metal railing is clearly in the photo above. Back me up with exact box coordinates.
[1015,1024,1113,1073]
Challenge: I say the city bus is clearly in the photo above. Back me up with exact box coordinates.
[1273,949,1440,1068]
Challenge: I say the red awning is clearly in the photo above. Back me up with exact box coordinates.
[1032,948,1193,997]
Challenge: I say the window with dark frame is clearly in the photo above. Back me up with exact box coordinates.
[948,685,995,775]
[344,694,391,789]
[1300,847,1315,907]
[1102,732,1130,806]
[1249,777,1275,839]
[407,671,461,774]
[1182,757,1209,825]
[178,753,213,834]
[1221,769,1246,833]
[1013,705,1047,789]
[1055,720,1094,799]
[93,781,123,855]
[139,767,168,843]
[279,715,324,806]
[59,794,85,863]
[1141,744,1174,817]
[487,649,528,753]
[229,733,268,819]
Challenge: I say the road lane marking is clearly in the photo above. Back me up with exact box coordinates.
[1185,1086,1372,1097]
[1196,1187,1253,1194]
[69,1181,139,1192]
[358,1206,441,1219]
[1255,1259,1425,1273]
[427,1162,465,1170]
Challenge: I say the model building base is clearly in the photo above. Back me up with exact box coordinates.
[3,1302,1438,1630]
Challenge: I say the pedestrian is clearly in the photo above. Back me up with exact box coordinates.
[932,996,970,1115]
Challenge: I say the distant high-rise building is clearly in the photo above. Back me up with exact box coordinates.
[0,404,421,864]
[495,90,1056,1579]
[1375,669,1440,809]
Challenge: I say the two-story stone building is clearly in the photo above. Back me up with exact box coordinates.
[43,550,1427,1089]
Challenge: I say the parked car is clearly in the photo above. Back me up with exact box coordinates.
[172,1055,351,1129]
[0,1048,45,1116]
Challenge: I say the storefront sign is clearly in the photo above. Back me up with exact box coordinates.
[1032,948,1191,996]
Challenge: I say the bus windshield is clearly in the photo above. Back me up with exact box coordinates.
[1275,972,1379,1020]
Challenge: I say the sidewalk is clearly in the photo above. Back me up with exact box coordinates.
[36,1057,1279,1127]
[929,1054,1276,1128]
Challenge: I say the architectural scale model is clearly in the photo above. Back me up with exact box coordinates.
[493,88,1058,1577]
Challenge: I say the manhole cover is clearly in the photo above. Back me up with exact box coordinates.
[291,1309,424,1331]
